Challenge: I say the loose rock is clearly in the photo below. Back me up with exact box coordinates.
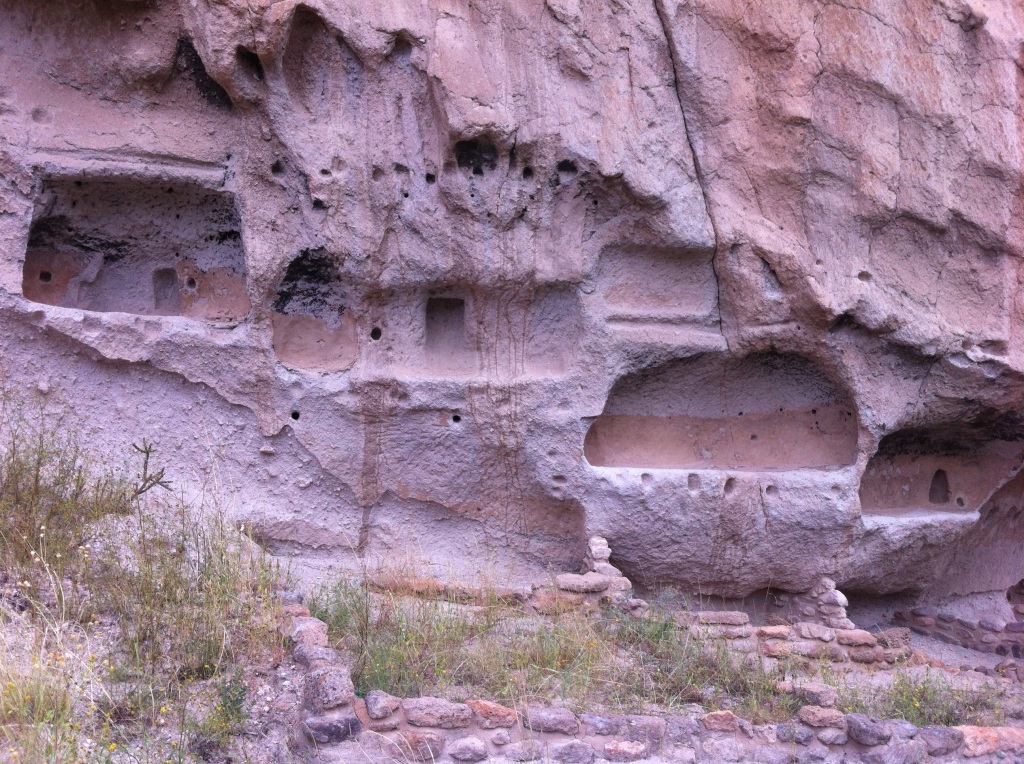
[289,617,328,646]
[551,740,595,763]
[396,731,446,762]
[846,714,892,746]
[703,710,740,732]
[403,696,473,729]
[302,713,360,744]
[604,739,650,762]
[506,740,544,761]
[797,706,846,729]
[917,726,964,756]
[292,643,340,668]
[467,697,518,728]
[365,688,401,720]
[525,706,580,734]
[448,736,488,762]
[303,666,354,712]
[555,572,610,593]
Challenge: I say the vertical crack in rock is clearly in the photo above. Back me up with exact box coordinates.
[652,0,729,347]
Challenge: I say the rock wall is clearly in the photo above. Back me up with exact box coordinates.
[0,0,1022,598]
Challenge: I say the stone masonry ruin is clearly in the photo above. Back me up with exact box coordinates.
[1,0,1023,628]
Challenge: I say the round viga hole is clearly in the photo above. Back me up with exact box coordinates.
[451,414,462,424]
[38,271,52,283]
[370,327,382,341]
[290,411,300,421]
[186,277,197,290]
[765,485,778,497]
[957,497,966,507]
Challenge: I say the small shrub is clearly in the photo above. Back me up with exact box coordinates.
[0,662,73,727]
[0,643,80,764]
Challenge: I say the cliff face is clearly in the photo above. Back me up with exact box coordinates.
[0,0,1022,597]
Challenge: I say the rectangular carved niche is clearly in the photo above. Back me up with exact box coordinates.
[22,176,249,321]
[425,296,474,372]
[859,432,1024,516]
[598,246,718,327]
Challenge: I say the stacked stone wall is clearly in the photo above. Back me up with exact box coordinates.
[895,607,1024,663]
[279,597,1020,762]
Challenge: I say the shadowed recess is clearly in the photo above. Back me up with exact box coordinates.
[271,249,356,372]
[859,419,1024,516]
[23,176,249,321]
[174,38,233,109]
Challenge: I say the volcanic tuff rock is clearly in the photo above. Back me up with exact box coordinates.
[0,0,1022,599]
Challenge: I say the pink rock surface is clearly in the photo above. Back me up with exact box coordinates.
[957,726,1024,758]
[0,0,1022,599]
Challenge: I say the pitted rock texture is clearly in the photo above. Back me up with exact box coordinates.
[0,0,1022,599]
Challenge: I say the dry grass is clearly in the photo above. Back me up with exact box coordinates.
[0,392,285,763]
[833,669,1003,727]
[309,573,802,722]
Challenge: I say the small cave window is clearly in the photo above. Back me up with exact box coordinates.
[235,46,265,82]
[270,249,356,371]
[929,469,951,505]
[426,297,466,351]
[370,326,382,341]
[38,271,52,283]
[152,268,181,314]
[453,140,497,175]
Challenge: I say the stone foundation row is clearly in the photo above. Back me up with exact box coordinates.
[673,610,914,668]
[895,606,1024,667]
[277,597,1024,763]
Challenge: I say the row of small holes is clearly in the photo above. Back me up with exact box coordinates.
[292,410,464,426]
[40,271,199,290]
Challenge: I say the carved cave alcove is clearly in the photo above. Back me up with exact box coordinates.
[23,176,249,321]
[859,423,1024,516]
[584,352,858,470]
[270,249,356,372]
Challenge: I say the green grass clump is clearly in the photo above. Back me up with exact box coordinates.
[0,397,133,579]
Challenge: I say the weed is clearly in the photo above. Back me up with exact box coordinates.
[0,396,132,581]
[835,669,1001,726]
[0,391,283,763]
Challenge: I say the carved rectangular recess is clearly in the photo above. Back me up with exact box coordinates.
[22,176,249,321]
[859,432,1024,516]
[598,246,718,326]
[584,353,857,470]
[271,249,356,372]
[425,296,474,372]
